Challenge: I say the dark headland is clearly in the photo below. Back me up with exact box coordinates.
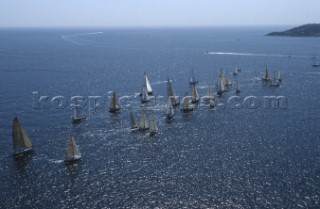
[266,24,320,37]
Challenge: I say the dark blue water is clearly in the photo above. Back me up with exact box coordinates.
[1,27,320,208]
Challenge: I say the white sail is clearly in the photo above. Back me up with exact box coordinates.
[141,85,150,104]
[166,99,174,118]
[12,116,33,154]
[277,71,282,82]
[233,65,238,75]
[144,72,153,95]
[262,67,270,81]
[65,135,81,161]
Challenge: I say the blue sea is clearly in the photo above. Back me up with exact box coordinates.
[0,27,320,208]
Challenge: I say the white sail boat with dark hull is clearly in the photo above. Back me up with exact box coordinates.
[149,112,158,136]
[109,91,120,113]
[189,69,199,85]
[141,85,150,104]
[262,67,270,81]
[64,134,82,162]
[312,56,320,67]
[130,111,139,131]
[12,116,33,156]
[166,99,175,120]
[143,72,153,95]
[167,78,180,106]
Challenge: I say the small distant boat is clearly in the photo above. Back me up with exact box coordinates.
[166,99,175,120]
[189,69,199,85]
[143,72,153,95]
[130,111,139,131]
[269,72,280,87]
[167,78,180,106]
[181,92,194,112]
[216,70,226,96]
[235,82,241,93]
[109,91,120,113]
[191,83,199,104]
[262,67,270,81]
[12,116,33,156]
[64,134,82,162]
[141,85,150,104]
[277,71,283,82]
[149,112,158,136]
[72,101,86,124]
[139,110,149,131]
[312,56,320,67]
[233,65,239,76]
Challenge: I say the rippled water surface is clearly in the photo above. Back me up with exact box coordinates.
[0,28,320,208]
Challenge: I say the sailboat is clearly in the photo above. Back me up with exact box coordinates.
[12,116,33,156]
[189,69,198,85]
[233,65,239,76]
[269,71,280,87]
[312,56,320,67]
[143,72,153,95]
[203,85,215,108]
[109,91,120,113]
[167,78,180,106]
[64,134,82,162]
[166,99,175,120]
[191,83,199,104]
[262,67,270,81]
[149,112,158,136]
[216,70,226,96]
[139,110,149,131]
[181,92,194,112]
[141,85,150,104]
[235,81,241,93]
[130,111,139,131]
[277,71,283,82]
[72,101,86,123]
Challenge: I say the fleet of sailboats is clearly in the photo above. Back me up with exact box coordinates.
[12,116,33,156]
[7,68,285,159]
[64,134,82,162]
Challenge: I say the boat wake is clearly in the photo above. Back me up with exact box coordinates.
[61,32,104,45]
[207,51,308,59]
[48,159,64,164]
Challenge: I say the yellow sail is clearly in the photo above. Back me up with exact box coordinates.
[12,116,32,152]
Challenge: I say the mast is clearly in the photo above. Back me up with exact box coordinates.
[12,116,32,152]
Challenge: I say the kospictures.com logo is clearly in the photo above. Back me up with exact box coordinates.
[32,91,287,112]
